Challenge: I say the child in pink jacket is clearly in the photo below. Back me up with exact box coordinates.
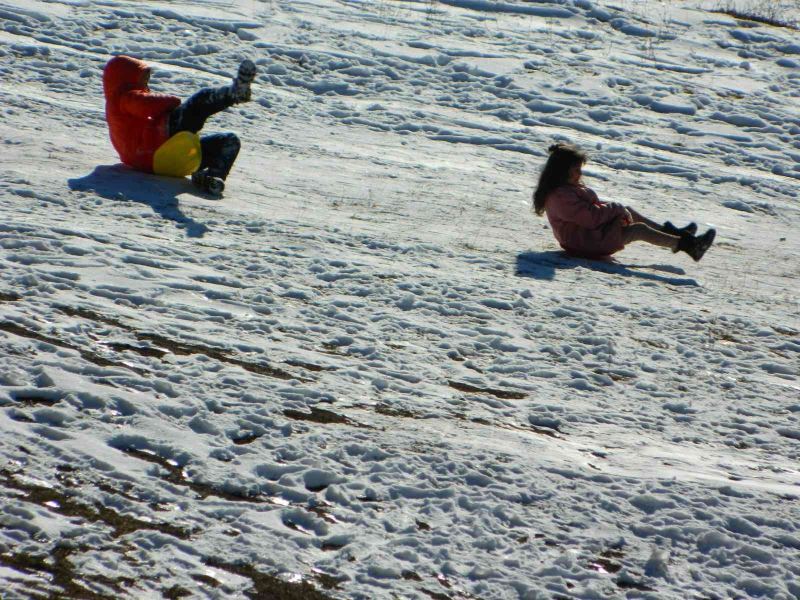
[533,143,715,261]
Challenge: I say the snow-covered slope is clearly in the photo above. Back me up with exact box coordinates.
[1,1,798,598]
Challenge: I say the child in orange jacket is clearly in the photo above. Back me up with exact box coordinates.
[103,55,255,196]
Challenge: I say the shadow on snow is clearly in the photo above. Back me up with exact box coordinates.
[68,164,209,238]
[515,251,699,287]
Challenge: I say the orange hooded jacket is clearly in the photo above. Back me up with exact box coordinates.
[103,56,181,172]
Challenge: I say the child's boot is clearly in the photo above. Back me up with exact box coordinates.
[675,229,716,262]
[192,168,225,197]
[662,221,697,236]
[231,59,256,104]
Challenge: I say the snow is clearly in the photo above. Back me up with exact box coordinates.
[1,0,799,599]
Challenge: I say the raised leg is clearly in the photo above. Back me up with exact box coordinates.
[621,223,679,250]
[627,207,697,236]
[168,86,237,135]
[168,60,256,135]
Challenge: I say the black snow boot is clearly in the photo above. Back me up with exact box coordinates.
[192,168,225,197]
[675,229,716,262]
[662,220,698,236]
[231,59,256,104]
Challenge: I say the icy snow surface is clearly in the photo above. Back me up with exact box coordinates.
[1,0,799,598]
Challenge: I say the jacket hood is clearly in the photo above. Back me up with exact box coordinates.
[103,55,149,98]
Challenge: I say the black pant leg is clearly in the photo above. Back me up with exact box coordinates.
[168,85,236,135]
[200,133,241,180]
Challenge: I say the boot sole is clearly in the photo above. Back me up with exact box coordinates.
[232,60,256,103]
[237,60,256,84]
[191,173,225,196]
[692,229,716,261]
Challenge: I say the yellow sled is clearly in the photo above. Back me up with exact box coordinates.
[153,131,202,177]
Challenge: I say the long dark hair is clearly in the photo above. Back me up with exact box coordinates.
[532,143,587,216]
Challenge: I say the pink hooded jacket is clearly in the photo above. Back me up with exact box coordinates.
[545,185,628,258]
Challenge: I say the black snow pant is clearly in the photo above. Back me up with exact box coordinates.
[167,86,241,180]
